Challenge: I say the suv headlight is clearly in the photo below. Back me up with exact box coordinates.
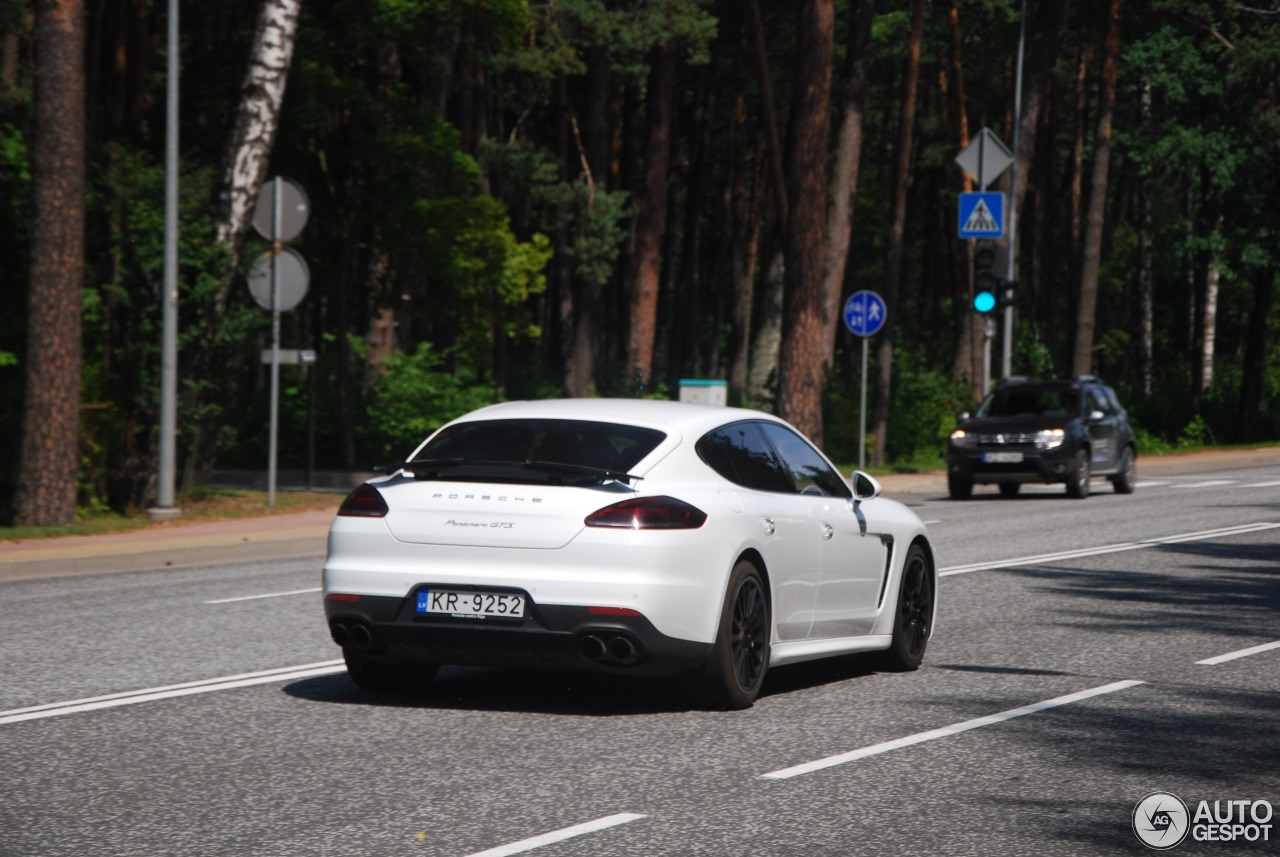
[1034,428,1066,449]
[950,429,970,447]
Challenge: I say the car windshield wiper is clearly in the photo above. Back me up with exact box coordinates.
[520,459,642,485]
[405,457,640,485]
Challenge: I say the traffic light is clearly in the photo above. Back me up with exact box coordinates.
[973,240,999,314]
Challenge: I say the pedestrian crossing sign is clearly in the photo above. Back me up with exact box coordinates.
[958,192,1005,238]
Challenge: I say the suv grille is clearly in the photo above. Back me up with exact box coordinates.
[974,432,1037,446]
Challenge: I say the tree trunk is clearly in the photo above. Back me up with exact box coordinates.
[1072,0,1121,377]
[1011,0,1067,242]
[627,42,676,387]
[870,0,925,466]
[213,0,303,267]
[1138,80,1155,397]
[1198,257,1220,397]
[1237,268,1275,442]
[777,0,835,444]
[945,0,982,399]
[15,0,86,526]
[819,0,873,372]
[744,0,788,229]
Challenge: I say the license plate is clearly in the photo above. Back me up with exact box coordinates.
[416,589,526,620]
[983,452,1024,463]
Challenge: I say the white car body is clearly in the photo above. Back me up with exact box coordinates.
[323,398,937,707]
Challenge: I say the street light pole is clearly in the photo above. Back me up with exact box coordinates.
[150,0,180,522]
[1004,0,1028,380]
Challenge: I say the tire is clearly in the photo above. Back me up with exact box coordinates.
[880,544,933,671]
[998,482,1021,498]
[701,560,770,710]
[1065,450,1091,499]
[948,474,973,500]
[1111,447,1136,494]
[344,648,439,695]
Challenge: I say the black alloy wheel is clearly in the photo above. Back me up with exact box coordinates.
[1112,447,1136,494]
[881,544,933,671]
[948,474,973,500]
[1066,450,1091,499]
[702,560,770,709]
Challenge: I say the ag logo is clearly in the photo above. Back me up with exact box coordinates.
[1133,792,1190,850]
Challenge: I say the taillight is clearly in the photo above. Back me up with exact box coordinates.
[584,496,707,530]
[338,483,389,517]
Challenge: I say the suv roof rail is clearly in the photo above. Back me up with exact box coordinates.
[1074,374,1101,383]
[997,375,1032,386]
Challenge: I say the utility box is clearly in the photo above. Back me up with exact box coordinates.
[678,379,728,407]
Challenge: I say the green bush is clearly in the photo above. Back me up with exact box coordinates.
[362,342,501,464]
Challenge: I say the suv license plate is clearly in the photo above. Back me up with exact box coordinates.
[983,452,1024,463]
[417,589,525,620]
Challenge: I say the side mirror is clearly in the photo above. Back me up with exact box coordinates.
[850,471,882,504]
[1087,409,1105,422]
[957,411,971,422]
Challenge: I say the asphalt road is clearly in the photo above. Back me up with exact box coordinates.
[1,461,1278,856]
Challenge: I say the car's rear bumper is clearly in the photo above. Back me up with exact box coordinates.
[323,594,712,677]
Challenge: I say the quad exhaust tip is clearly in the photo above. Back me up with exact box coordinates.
[579,632,642,666]
[330,620,379,653]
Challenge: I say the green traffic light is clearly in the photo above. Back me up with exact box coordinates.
[974,291,996,313]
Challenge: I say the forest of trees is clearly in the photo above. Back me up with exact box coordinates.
[1,0,1277,525]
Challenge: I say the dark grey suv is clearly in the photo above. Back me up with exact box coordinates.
[946,376,1137,499]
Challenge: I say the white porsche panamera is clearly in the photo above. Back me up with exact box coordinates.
[323,398,937,709]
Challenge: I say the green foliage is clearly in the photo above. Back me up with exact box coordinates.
[362,342,501,463]
[82,146,256,510]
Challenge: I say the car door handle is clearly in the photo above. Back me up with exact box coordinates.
[761,517,776,536]
[820,522,834,540]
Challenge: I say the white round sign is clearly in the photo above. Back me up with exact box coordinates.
[247,247,310,312]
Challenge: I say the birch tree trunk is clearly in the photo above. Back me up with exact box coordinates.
[1073,0,1121,377]
[213,0,303,267]
[15,0,86,527]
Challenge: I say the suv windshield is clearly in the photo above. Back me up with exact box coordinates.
[977,384,1078,419]
[407,419,666,486]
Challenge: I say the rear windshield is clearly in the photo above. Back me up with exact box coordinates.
[977,384,1078,419]
[407,419,666,485]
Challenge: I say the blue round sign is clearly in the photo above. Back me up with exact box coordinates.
[843,290,887,337]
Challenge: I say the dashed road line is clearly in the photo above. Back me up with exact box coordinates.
[760,680,1145,780]
[463,813,647,857]
[1196,640,1280,665]
[205,587,321,604]
[0,661,345,726]
[940,522,1280,576]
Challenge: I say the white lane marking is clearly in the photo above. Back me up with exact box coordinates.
[1173,480,1235,488]
[0,660,345,726]
[1249,481,1280,488]
[940,522,1280,576]
[1196,639,1280,665]
[761,680,1144,780]
[205,587,321,604]
[462,813,647,857]
[1136,481,1170,488]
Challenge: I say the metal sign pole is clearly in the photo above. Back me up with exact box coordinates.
[859,336,868,471]
[268,177,282,507]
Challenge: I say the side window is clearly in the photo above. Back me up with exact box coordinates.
[1086,388,1112,415]
[696,422,792,493]
[758,423,852,499]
